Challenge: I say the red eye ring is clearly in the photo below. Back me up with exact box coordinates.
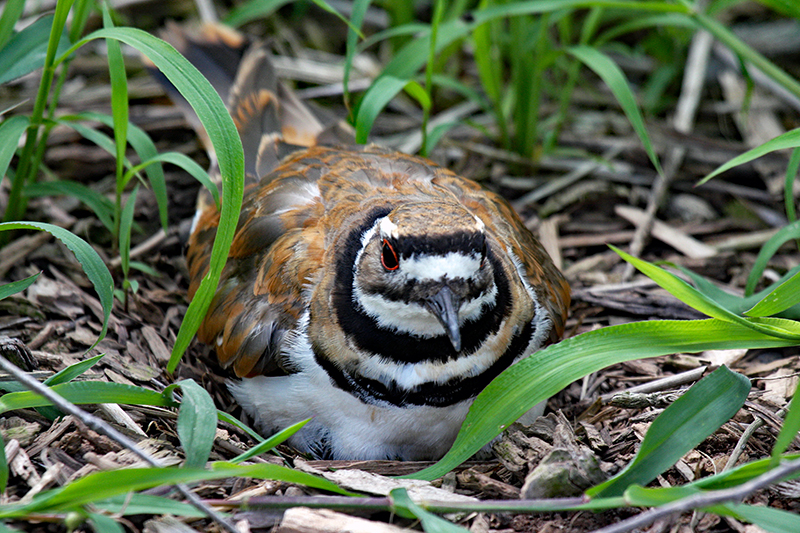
[381,239,399,271]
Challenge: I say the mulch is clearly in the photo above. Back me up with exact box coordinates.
[1,2,799,532]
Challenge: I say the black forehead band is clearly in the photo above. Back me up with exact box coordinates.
[391,230,486,259]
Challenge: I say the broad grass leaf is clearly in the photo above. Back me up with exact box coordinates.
[0,0,25,49]
[80,111,169,229]
[102,3,128,190]
[0,15,71,85]
[0,381,176,414]
[699,128,800,185]
[61,27,245,372]
[567,45,662,175]
[0,272,39,301]
[0,463,346,517]
[225,0,293,27]
[231,418,310,464]
[587,366,751,497]
[37,354,105,420]
[94,494,205,517]
[718,503,800,533]
[390,488,468,532]
[129,152,219,208]
[0,115,28,180]
[785,147,800,224]
[745,270,800,318]
[614,246,800,340]
[24,180,115,231]
[410,319,799,480]
[771,391,800,466]
[745,220,800,296]
[88,512,124,533]
[0,222,113,347]
[0,434,7,493]
[175,379,217,468]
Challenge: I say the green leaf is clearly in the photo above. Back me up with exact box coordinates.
[0,381,177,414]
[24,180,115,231]
[88,512,124,533]
[785,147,800,224]
[410,318,798,481]
[176,379,217,468]
[0,434,7,493]
[390,488,469,532]
[231,418,310,464]
[93,493,206,517]
[127,151,219,208]
[0,15,71,85]
[699,128,800,185]
[0,115,28,183]
[719,503,800,533]
[614,245,800,341]
[744,220,800,296]
[771,390,800,466]
[0,0,25,50]
[0,222,113,347]
[567,45,662,175]
[102,2,128,192]
[588,366,751,497]
[0,463,347,517]
[0,272,40,301]
[225,0,293,28]
[59,27,245,372]
[37,354,106,420]
[745,270,800,317]
[119,185,139,278]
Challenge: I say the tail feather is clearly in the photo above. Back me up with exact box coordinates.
[152,22,353,183]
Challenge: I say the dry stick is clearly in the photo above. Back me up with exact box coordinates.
[623,24,714,280]
[0,355,239,533]
[591,455,800,533]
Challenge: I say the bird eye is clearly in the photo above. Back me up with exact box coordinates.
[381,239,399,271]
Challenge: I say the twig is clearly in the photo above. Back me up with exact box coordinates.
[600,366,709,403]
[591,455,800,533]
[0,355,239,533]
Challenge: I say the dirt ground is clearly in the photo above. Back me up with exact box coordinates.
[1,2,800,532]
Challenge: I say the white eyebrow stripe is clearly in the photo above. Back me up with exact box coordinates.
[399,253,481,280]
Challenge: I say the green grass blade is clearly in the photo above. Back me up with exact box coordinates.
[102,2,128,195]
[409,318,799,480]
[175,379,217,468]
[0,222,113,347]
[771,391,800,466]
[231,418,310,464]
[88,512,124,533]
[0,0,25,50]
[129,151,219,207]
[94,493,206,517]
[390,488,468,532]
[119,185,139,279]
[224,0,293,28]
[785,147,800,224]
[567,45,662,175]
[745,270,800,317]
[0,381,177,414]
[745,220,800,296]
[342,0,371,110]
[0,15,71,85]
[44,354,104,386]
[61,27,245,372]
[24,180,115,231]
[718,503,800,533]
[217,410,264,443]
[1,463,346,517]
[0,434,7,493]
[699,128,800,185]
[0,272,40,300]
[79,111,169,230]
[615,246,800,340]
[0,115,28,182]
[588,366,751,497]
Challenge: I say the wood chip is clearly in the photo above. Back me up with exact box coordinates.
[275,508,415,533]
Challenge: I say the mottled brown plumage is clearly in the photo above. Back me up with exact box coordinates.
[163,24,570,460]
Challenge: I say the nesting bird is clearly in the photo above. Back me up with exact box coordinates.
[163,25,570,460]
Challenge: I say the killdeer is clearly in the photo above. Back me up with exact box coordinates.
[165,25,570,460]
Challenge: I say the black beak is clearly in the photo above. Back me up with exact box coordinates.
[424,285,462,352]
